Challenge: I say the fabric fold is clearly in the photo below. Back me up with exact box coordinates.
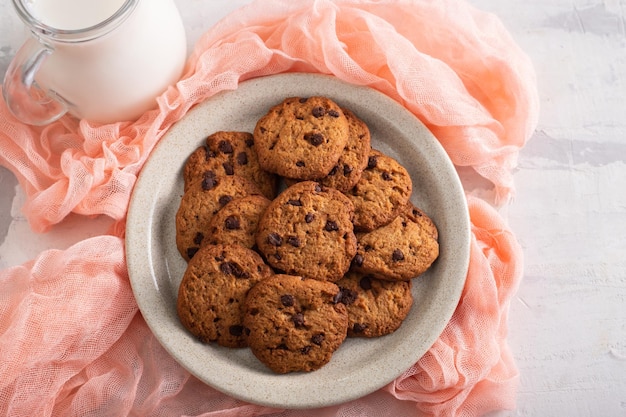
[387,196,523,416]
[0,0,539,415]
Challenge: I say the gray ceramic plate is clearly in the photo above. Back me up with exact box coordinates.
[126,73,470,409]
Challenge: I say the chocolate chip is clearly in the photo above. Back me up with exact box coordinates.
[312,106,325,118]
[193,232,204,245]
[292,312,305,327]
[229,325,243,336]
[338,287,358,305]
[186,247,199,259]
[287,236,301,247]
[267,233,283,246]
[343,165,353,175]
[277,343,289,350]
[367,155,378,169]
[287,199,302,206]
[219,262,233,274]
[305,213,315,223]
[218,140,233,154]
[325,220,339,231]
[236,152,248,165]
[382,171,392,181]
[352,254,364,267]
[413,208,422,217]
[281,294,295,306]
[364,245,374,252]
[218,195,233,206]
[392,249,405,261]
[224,216,240,230]
[328,109,340,118]
[301,345,312,354]
[359,276,372,290]
[314,184,322,192]
[259,127,267,134]
[304,133,324,146]
[222,161,234,175]
[221,261,249,278]
[299,97,308,103]
[353,323,367,333]
[328,165,338,176]
[311,333,325,345]
[245,138,254,147]
[296,161,305,167]
[201,175,218,190]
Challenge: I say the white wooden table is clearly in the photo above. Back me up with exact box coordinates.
[1,1,625,415]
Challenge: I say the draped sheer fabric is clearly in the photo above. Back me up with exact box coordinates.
[0,1,538,415]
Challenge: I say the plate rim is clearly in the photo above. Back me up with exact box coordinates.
[126,72,470,409]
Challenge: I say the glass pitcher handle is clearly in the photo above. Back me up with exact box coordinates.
[2,38,70,126]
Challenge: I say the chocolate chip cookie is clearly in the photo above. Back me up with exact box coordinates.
[345,149,412,232]
[183,131,278,199]
[175,174,262,261]
[255,181,357,282]
[335,271,413,337]
[177,244,273,348]
[202,194,272,249]
[253,96,349,180]
[243,274,348,373]
[351,204,439,281]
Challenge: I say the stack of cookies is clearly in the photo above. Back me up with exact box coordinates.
[175,96,439,374]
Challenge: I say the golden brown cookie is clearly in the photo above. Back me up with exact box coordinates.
[253,96,349,180]
[335,271,413,337]
[183,131,278,199]
[175,174,262,261]
[255,181,357,282]
[177,244,273,348]
[351,204,439,281]
[345,149,412,232]
[201,194,272,250]
[243,274,348,373]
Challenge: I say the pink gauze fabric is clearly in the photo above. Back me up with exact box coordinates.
[0,0,539,416]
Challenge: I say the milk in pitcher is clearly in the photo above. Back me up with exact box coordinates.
[21,0,187,123]
[25,0,128,30]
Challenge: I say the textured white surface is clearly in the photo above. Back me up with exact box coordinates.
[1,0,626,415]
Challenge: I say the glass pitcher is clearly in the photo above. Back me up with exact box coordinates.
[2,0,187,125]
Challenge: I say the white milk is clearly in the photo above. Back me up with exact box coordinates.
[26,0,128,30]
[27,0,187,123]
